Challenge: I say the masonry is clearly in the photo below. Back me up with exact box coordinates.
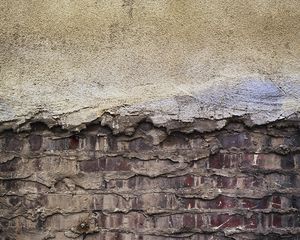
[1,113,300,240]
[1,1,300,239]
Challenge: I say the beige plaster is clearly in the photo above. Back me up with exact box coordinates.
[0,0,300,126]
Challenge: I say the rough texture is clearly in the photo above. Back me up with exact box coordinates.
[1,116,300,239]
[0,0,300,127]
[1,1,300,239]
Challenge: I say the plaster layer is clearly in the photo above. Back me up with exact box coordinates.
[0,0,300,126]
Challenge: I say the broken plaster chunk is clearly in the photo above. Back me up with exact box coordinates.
[274,144,290,155]
[210,144,221,155]
[147,129,167,145]
[64,230,81,239]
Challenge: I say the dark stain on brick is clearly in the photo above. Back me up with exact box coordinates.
[218,132,250,149]
[69,135,79,149]
[4,131,21,152]
[79,158,100,172]
[281,154,295,169]
[29,134,43,151]
[0,157,19,172]
[129,138,152,151]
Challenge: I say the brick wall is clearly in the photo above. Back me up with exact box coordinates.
[0,118,300,240]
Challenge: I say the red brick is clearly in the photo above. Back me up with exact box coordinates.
[272,214,282,228]
[208,195,237,209]
[183,213,195,229]
[210,214,241,228]
[195,214,204,228]
[216,176,237,189]
[105,157,130,171]
[272,195,282,209]
[79,157,130,172]
[209,153,241,169]
[241,197,269,209]
[244,215,258,229]
[133,193,179,211]
[79,159,100,172]
[183,198,196,209]
[69,135,79,149]
[239,154,255,168]
[184,175,194,187]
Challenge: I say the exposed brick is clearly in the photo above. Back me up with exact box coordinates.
[215,176,237,189]
[0,157,19,172]
[29,134,43,151]
[162,132,190,150]
[294,154,300,168]
[210,214,241,228]
[244,214,258,229]
[241,197,269,209]
[218,132,250,149]
[129,138,152,151]
[183,213,195,229]
[258,154,283,169]
[272,195,282,209]
[272,214,282,228]
[209,153,242,169]
[69,135,79,149]
[207,195,237,209]
[183,198,196,209]
[281,154,295,169]
[184,175,194,187]
[4,132,21,152]
[291,196,300,209]
[2,118,300,239]
[79,157,130,172]
[79,158,100,172]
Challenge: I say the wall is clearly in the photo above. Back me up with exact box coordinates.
[1,1,300,239]
[1,115,300,239]
[0,0,300,127]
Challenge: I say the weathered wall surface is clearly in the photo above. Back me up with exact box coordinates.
[1,117,300,239]
[0,0,300,127]
[1,1,300,240]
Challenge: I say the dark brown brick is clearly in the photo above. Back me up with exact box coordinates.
[281,154,295,169]
[69,135,79,149]
[29,134,43,151]
[209,153,242,169]
[183,213,195,229]
[129,138,152,151]
[4,132,21,152]
[216,176,237,189]
[218,132,250,149]
[79,159,100,172]
[0,157,19,172]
